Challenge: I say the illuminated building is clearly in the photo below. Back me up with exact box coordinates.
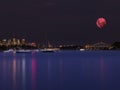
[21,39,26,45]
[12,38,17,45]
[17,39,20,45]
[7,39,11,46]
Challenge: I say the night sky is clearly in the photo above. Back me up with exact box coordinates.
[0,0,120,45]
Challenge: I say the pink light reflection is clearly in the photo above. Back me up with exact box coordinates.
[31,56,36,90]
[22,55,26,89]
[13,57,16,90]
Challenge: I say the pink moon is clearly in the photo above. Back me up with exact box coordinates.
[96,17,106,28]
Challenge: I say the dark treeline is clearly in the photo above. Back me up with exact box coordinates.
[111,42,120,50]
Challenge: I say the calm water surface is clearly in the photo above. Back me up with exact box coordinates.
[0,51,120,90]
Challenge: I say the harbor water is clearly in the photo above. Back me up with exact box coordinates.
[0,51,120,90]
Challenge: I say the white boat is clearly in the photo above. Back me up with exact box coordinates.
[15,50,31,53]
[40,48,60,53]
[80,49,85,51]
[3,49,14,53]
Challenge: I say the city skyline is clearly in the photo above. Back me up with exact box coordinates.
[0,0,120,45]
[0,37,119,50]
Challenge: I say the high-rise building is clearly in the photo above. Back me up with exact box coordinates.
[21,39,26,45]
[17,39,20,45]
[12,38,17,45]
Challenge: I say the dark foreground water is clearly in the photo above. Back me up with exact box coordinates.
[0,51,120,90]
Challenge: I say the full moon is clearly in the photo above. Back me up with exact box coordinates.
[96,17,106,28]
